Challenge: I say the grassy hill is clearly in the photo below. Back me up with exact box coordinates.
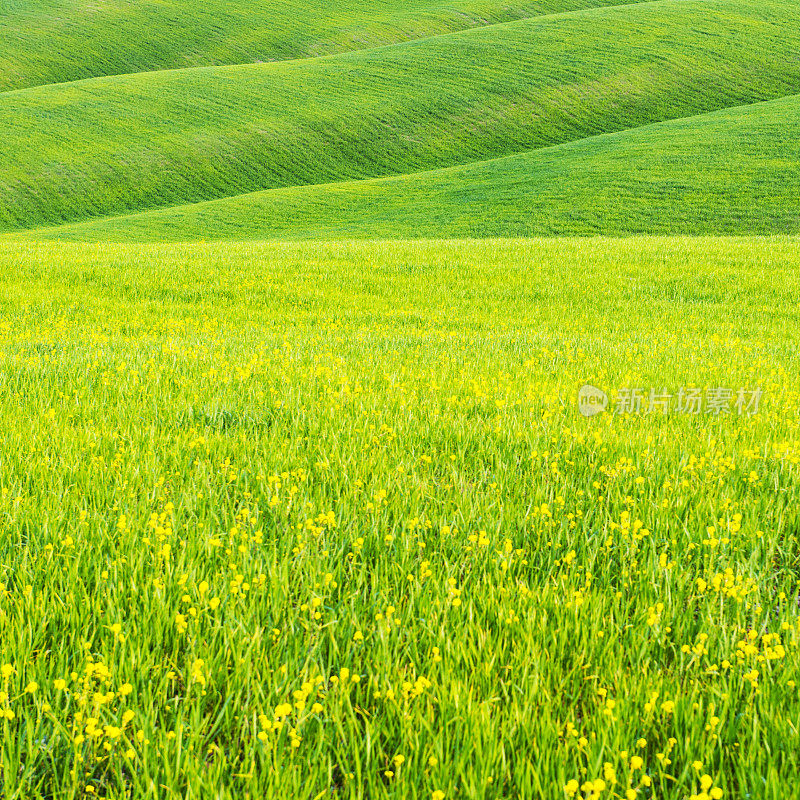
[11,93,800,241]
[0,0,648,92]
[2,0,800,234]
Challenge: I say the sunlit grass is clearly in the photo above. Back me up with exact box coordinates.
[0,237,798,799]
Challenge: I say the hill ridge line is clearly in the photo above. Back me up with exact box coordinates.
[0,0,675,98]
[8,88,799,239]
[3,234,799,248]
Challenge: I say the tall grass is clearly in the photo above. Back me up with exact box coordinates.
[0,237,797,798]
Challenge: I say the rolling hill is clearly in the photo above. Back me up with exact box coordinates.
[1,0,800,236]
[0,0,650,92]
[2,1,800,796]
[11,93,799,241]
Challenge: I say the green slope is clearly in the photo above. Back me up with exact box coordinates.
[0,0,648,92]
[2,0,800,233]
[13,93,799,241]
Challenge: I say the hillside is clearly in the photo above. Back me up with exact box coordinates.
[0,0,649,92]
[2,0,800,234]
[11,93,800,241]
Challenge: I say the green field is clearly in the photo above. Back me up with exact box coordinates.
[0,237,798,799]
[0,0,648,92]
[2,0,800,234]
[11,94,798,242]
[2,0,800,797]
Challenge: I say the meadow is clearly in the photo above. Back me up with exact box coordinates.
[3,0,800,795]
[0,237,798,799]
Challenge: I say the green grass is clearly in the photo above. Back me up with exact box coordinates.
[2,0,800,233]
[4,0,800,794]
[0,236,798,798]
[12,93,799,242]
[0,0,646,92]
